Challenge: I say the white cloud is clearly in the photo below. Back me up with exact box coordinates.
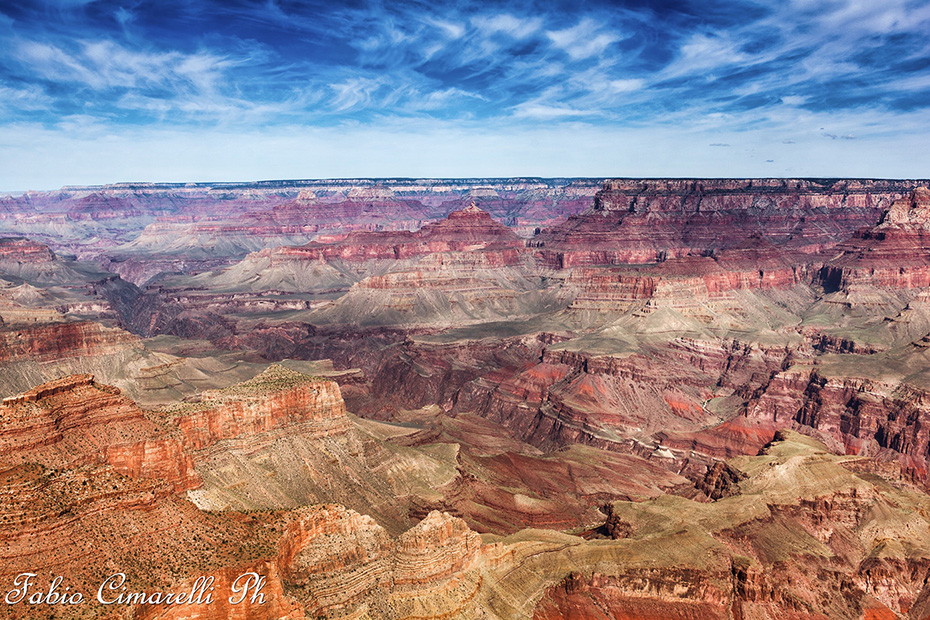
[329,76,390,113]
[511,103,590,119]
[546,18,621,60]
[15,38,234,94]
[413,87,486,111]
[781,95,807,106]
[423,17,465,40]
[607,79,645,94]
[662,33,749,78]
[886,73,930,92]
[0,83,53,115]
[471,14,542,39]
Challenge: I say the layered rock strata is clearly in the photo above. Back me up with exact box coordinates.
[0,237,55,262]
[744,366,930,482]
[169,365,349,451]
[534,178,910,268]
[277,505,485,618]
[820,187,930,290]
[0,321,139,363]
[0,374,200,491]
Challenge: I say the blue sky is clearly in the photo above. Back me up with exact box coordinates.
[1,0,930,190]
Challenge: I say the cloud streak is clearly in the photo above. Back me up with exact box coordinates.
[0,0,929,188]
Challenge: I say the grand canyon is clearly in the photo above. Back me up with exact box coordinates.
[4,176,930,620]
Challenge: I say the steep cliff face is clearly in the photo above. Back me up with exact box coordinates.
[0,375,158,467]
[171,365,349,450]
[0,321,139,363]
[563,248,818,320]
[66,192,144,221]
[277,505,484,618]
[265,185,432,235]
[533,570,731,620]
[0,237,55,262]
[820,187,930,291]
[392,509,483,586]
[534,178,906,268]
[744,366,930,482]
[277,504,395,616]
[0,374,201,492]
[105,438,200,492]
[278,203,526,264]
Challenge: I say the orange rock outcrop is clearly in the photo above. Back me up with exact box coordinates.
[172,365,349,450]
[277,505,484,617]
[0,374,201,492]
[0,321,139,363]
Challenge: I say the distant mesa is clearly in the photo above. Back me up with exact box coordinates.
[0,237,55,263]
[467,187,500,198]
[275,204,523,263]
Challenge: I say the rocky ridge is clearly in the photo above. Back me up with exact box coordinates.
[138,431,930,620]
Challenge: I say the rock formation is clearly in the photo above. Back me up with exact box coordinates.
[0,321,139,363]
[6,177,930,620]
[169,364,349,450]
[0,237,55,262]
[0,374,200,491]
[820,187,930,291]
[533,178,907,267]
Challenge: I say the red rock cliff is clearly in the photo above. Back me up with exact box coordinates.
[271,204,525,264]
[534,178,908,268]
[0,321,139,363]
[821,187,930,290]
[173,365,349,450]
[0,237,55,262]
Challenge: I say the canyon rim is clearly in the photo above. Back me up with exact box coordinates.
[3,0,930,619]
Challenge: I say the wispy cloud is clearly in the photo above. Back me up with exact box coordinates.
[0,83,54,117]
[471,13,541,39]
[0,0,929,187]
[546,18,622,60]
[15,39,234,93]
[511,102,591,119]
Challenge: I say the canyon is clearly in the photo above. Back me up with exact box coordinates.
[3,177,930,619]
